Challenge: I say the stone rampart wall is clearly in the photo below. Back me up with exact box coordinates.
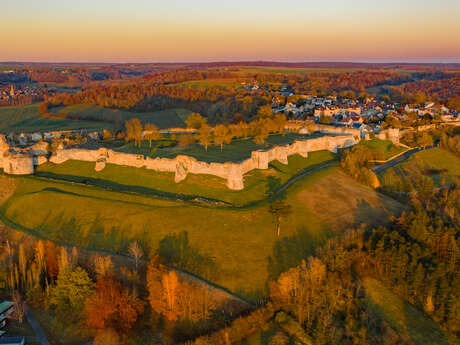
[376,128,400,145]
[285,121,362,137]
[0,135,33,175]
[0,133,359,189]
[48,134,358,190]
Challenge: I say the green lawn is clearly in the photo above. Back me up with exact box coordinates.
[379,148,460,191]
[358,139,406,160]
[1,161,404,297]
[363,277,454,345]
[116,133,319,163]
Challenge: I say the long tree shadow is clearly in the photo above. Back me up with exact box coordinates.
[267,226,331,281]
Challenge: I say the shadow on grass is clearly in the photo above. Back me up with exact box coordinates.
[267,226,332,281]
[31,159,337,210]
[34,171,230,205]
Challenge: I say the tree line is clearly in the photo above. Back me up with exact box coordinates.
[121,109,287,152]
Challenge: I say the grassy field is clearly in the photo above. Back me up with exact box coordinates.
[363,277,453,345]
[379,148,460,190]
[1,161,404,297]
[0,103,192,133]
[35,150,336,206]
[181,79,243,88]
[358,139,406,160]
[54,104,191,129]
[0,104,110,132]
[116,133,318,163]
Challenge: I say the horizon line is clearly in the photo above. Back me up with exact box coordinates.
[1,59,460,66]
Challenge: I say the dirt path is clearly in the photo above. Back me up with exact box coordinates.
[372,146,436,174]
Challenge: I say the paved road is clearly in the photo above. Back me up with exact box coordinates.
[25,307,51,345]
[372,146,436,174]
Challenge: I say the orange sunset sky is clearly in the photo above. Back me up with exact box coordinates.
[2,0,460,62]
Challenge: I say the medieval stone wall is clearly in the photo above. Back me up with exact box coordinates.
[47,134,357,190]
[376,128,400,145]
[285,121,362,137]
[0,132,359,190]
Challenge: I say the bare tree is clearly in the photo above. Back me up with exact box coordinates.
[93,254,113,277]
[144,123,161,148]
[129,241,143,269]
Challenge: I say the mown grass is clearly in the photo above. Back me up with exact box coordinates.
[0,104,109,132]
[363,277,454,345]
[1,161,404,297]
[379,148,460,189]
[116,133,319,163]
[358,139,406,160]
[35,150,336,206]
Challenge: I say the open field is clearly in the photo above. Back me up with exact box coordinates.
[1,161,404,297]
[358,139,406,160]
[379,148,460,190]
[0,103,192,133]
[115,133,319,162]
[0,104,110,132]
[54,104,191,129]
[181,79,243,88]
[35,150,336,206]
[363,277,453,345]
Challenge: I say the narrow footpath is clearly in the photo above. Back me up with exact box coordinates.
[372,146,436,174]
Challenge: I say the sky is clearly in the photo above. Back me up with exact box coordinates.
[2,0,460,63]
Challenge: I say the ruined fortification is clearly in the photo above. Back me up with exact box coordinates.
[0,135,34,175]
[375,128,400,145]
[0,124,369,189]
[49,135,358,190]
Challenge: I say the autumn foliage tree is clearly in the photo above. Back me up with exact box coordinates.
[125,118,143,147]
[85,277,144,334]
[185,113,207,129]
[213,124,232,151]
[146,260,215,323]
[197,124,212,151]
